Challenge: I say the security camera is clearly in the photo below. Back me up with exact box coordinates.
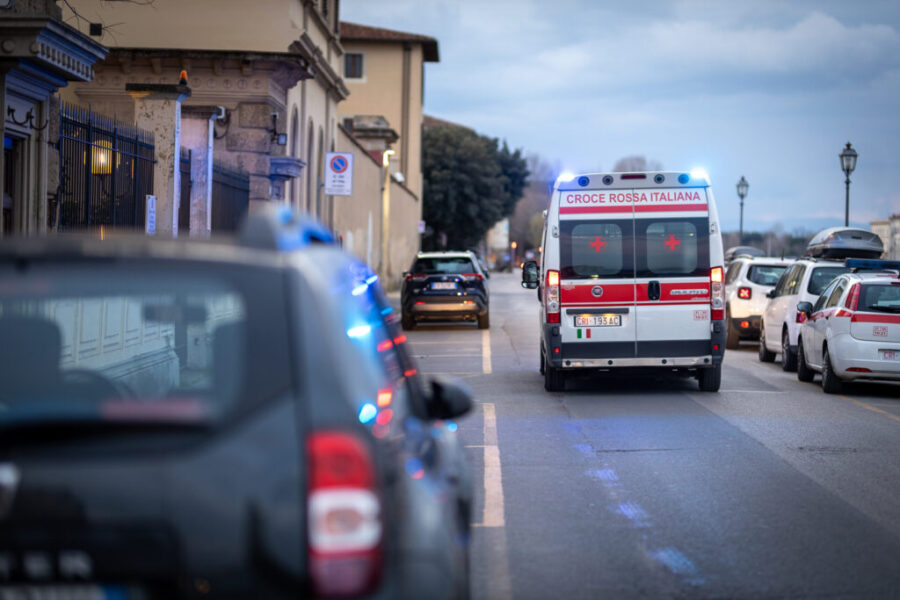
[214,106,226,120]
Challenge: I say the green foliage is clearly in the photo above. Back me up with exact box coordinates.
[422,126,529,249]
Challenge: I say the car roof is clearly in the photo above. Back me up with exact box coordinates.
[738,257,792,265]
[416,251,475,258]
[844,271,900,284]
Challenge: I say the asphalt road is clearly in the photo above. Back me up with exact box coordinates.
[399,272,900,600]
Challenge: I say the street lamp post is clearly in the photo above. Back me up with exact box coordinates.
[839,142,857,227]
[736,176,748,244]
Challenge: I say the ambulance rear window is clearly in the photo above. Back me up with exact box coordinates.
[640,220,707,277]
[560,221,631,279]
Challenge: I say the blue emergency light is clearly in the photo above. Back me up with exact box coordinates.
[844,258,900,271]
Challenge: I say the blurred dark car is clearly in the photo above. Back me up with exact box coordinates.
[401,252,490,330]
[0,208,473,599]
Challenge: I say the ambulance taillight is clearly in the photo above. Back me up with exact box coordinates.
[710,267,725,320]
[546,270,560,324]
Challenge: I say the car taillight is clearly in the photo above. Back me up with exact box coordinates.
[545,270,560,323]
[738,287,751,300]
[796,310,807,324]
[844,283,860,311]
[462,272,484,281]
[307,431,382,597]
[710,266,725,320]
[404,274,426,282]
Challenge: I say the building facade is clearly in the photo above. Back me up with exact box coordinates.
[871,215,900,260]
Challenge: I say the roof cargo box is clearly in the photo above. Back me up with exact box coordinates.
[806,227,884,259]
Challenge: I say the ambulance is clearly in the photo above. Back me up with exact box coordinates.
[521,171,726,392]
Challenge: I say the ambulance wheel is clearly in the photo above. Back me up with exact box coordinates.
[821,347,843,394]
[781,329,797,372]
[725,313,741,350]
[540,346,546,375]
[697,364,722,392]
[477,312,490,330]
[401,311,415,331]
[544,358,565,392]
[796,338,815,383]
[758,327,776,362]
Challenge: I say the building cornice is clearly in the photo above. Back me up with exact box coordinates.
[292,34,349,101]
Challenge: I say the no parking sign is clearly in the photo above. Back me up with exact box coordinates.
[324,152,353,196]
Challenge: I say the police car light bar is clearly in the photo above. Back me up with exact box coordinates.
[844,258,900,271]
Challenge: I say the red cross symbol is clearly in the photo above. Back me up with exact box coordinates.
[590,236,607,252]
[664,234,680,252]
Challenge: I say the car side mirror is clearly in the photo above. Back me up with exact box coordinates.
[766,289,777,299]
[521,260,539,289]
[426,376,473,420]
[796,301,813,317]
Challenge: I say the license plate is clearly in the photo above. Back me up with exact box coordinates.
[0,585,134,600]
[574,315,621,327]
[431,282,457,290]
[881,350,900,361]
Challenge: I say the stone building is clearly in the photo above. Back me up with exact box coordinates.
[871,215,900,260]
[1,0,106,237]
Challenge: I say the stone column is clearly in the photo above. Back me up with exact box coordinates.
[182,106,222,238]
[126,83,191,237]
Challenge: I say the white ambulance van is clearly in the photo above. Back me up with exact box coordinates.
[521,171,726,392]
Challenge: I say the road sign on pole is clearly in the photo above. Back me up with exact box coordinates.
[324,152,353,196]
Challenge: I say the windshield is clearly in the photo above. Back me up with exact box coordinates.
[747,264,787,286]
[412,257,477,275]
[808,267,852,296]
[0,263,291,428]
[860,284,900,312]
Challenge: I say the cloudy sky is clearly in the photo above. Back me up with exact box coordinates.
[342,0,900,233]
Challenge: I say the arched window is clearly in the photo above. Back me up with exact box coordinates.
[316,127,324,221]
[289,107,299,207]
[306,120,314,214]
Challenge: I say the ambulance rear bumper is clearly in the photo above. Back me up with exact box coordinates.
[557,356,715,369]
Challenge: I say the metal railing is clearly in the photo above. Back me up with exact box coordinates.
[211,162,250,232]
[56,103,155,231]
[178,148,192,234]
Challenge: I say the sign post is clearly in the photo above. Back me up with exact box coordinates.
[324,152,353,196]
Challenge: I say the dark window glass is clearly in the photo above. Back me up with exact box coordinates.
[747,264,787,286]
[808,267,851,295]
[812,280,836,312]
[0,263,292,428]
[638,219,708,277]
[412,257,475,275]
[345,53,363,79]
[824,280,847,308]
[560,220,632,279]
[772,266,794,297]
[860,284,900,313]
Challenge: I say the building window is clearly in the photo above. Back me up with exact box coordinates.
[321,0,328,19]
[344,53,364,79]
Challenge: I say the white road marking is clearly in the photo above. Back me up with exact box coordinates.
[472,402,510,600]
[482,329,492,374]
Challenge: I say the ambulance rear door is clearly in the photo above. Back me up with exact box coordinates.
[633,187,712,358]
[557,195,637,360]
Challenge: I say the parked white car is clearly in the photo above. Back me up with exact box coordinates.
[759,257,851,370]
[724,256,790,348]
[795,261,900,393]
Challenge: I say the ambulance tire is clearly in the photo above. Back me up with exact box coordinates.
[401,311,416,331]
[781,329,797,372]
[477,312,490,330]
[821,347,843,394]
[697,364,722,392]
[725,313,741,350]
[796,338,815,383]
[758,326,776,362]
[544,358,565,392]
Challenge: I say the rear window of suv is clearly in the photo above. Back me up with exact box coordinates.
[808,267,851,295]
[412,257,476,274]
[747,264,787,286]
[0,262,292,429]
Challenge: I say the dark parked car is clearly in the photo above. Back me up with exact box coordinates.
[0,208,473,599]
[401,252,490,330]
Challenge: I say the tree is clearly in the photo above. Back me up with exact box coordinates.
[613,155,663,172]
[422,125,529,250]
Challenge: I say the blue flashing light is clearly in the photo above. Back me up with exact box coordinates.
[446,421,458,433]
[689,168,709,182]
[381,306,394,315]
[577,176,590,187]
[366,275,379,285]
[845,258,900,270]
[347,324,371,338]
[358,403,377,424]
[558,172,576,183]
[351,284,368,296]
[677,173,690,184]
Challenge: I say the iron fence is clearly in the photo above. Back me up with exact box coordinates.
[178,148,192,234]
[56,103,155,231]
[211,163,250,232]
